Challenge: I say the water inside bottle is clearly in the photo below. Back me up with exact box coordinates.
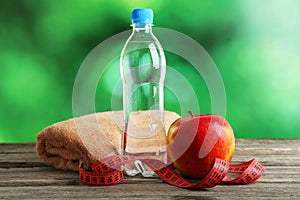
[121,126,167,177]
[120,35,166,177]
[121,92,167,177]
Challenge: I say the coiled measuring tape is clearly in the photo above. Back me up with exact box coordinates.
[79,155,265,189]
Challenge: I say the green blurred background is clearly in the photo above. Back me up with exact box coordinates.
[1,0,300,142]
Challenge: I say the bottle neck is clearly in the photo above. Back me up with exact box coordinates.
[132,23,153,34]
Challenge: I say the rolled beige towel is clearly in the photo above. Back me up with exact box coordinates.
[36,110,180,171]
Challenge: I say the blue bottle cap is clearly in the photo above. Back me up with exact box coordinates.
[131,8,153,24]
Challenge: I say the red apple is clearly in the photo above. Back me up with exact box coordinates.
[167,111,235,179]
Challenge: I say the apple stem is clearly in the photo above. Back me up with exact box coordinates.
[188,110,194,117]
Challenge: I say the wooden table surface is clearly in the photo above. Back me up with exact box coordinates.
[0,139,299,199]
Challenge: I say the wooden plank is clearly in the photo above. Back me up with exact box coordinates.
[0,165,299,187]
[0,143,36,153]
[0,139,299,156]
[235,139,300,148]
[0,168,164,187]
[0,183,299,199]
[0,153,42,164]
[1,139,299,153]
[0,140,299,199]
[0,164,299,194]
[1,140,299,163]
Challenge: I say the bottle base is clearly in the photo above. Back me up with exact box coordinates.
[122,151,166,177]
[123,160,157,177]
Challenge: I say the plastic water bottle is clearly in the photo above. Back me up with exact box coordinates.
[120,8,166,177]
